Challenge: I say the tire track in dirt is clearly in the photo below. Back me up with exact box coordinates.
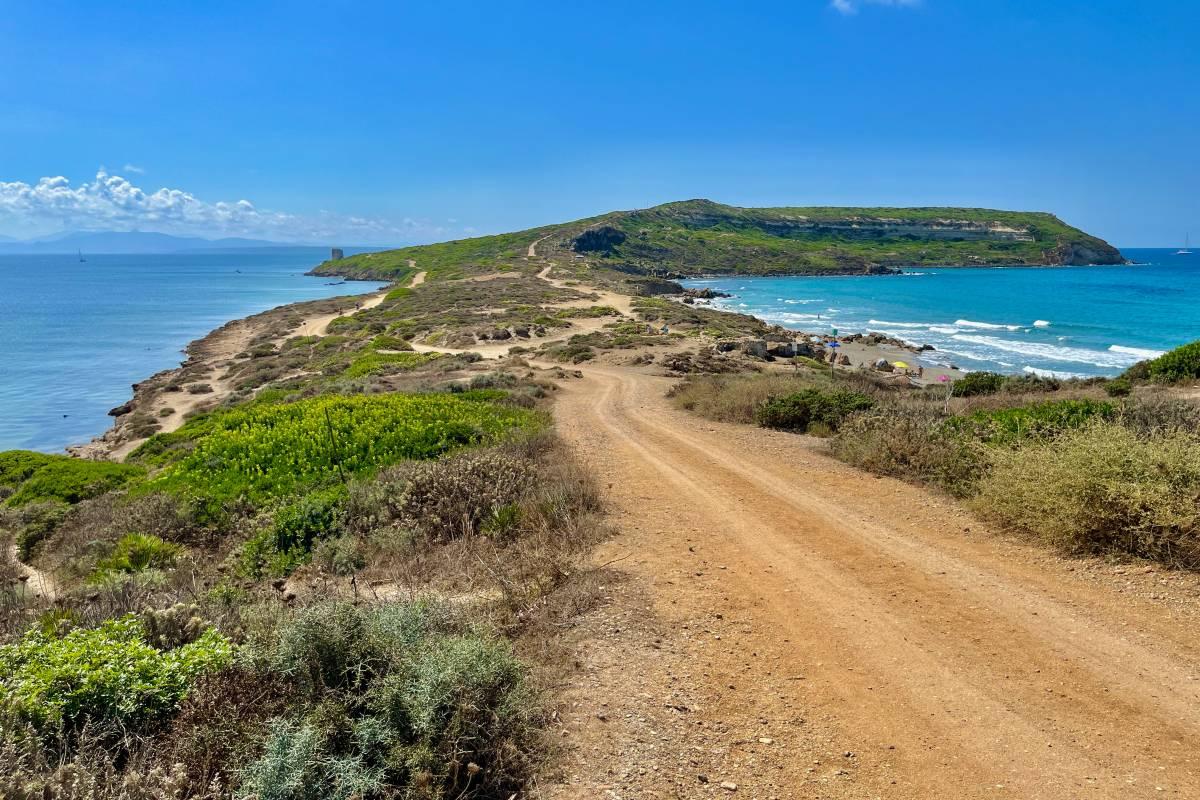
[552,364,1200,799]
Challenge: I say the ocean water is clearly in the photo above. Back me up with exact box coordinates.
[684,248,1199,379]
[0,251,384,453]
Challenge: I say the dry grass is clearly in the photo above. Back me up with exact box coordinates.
[973,423,1200,568]
[830,407,986,497]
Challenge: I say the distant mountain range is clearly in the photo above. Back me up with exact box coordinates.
[0,230,358,254]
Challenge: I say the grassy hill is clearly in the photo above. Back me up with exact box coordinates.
[313,199,1124,281]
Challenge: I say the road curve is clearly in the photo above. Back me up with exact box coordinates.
[553,364,1200,799]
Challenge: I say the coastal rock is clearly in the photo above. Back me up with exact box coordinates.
[682,287,732,300]
[629,277,685,296]
[741,340,769,359]
[572,225,627,254]
[108,401,134,417]
[767,342,798,358]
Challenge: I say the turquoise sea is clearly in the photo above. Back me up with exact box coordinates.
[0,251,384,453]
[684,248,1198,379]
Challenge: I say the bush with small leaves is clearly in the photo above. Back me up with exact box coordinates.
[952,371,1008,397]
[12,501,69,560]
[755,388,874,434]
[241,487,346,577]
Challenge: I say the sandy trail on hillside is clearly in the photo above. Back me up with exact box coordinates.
[7,543,57,600]
[295,285,394,337]
[538,264,635,316]
[550,363,1200,799]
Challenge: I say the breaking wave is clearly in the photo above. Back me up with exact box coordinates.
[952,334,1142,368]
[1023,365,1089,379]
[1108,344,1166,359]
[955,319,1022,331]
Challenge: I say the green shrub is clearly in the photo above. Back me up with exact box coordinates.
[0,451,58,490]
[1143,340,1200,383]
[397,451,537,540]
[93,532,182,578]
[0,615,232,739]
[671,374,827,425]
[343,351,443,378]
[369,334,413,352]
[973,423,1200,566]
[953,371,1007,397]
[1,452,143,508]
[1104,376,1133,397]
[241,487,346,577]
[756,388,874,434]
[1000,373,1062,394]
[949,399,1115,445]
[12,501,69,560]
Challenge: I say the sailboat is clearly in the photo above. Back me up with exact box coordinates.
[1177,234,1192,256]
[78,249,86,263]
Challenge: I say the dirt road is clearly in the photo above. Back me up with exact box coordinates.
[550,364,1200,798]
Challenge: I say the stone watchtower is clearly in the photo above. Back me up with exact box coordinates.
[330,248,344,260]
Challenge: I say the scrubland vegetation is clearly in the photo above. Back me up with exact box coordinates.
[1,375,604,797]
[674,344,1200,569]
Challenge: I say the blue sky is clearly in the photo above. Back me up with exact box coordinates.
[0,0,1196,246]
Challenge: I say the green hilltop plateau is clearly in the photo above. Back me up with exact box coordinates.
[313,199,1125,280]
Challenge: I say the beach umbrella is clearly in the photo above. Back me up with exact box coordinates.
[893,360,909,369]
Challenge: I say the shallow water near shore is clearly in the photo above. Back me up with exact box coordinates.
[0,251,384,452]
[685,248,1199,378]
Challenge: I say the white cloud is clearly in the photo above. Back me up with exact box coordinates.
[831,0,921,14]
[0,169,444,244]
[122,163,145,174]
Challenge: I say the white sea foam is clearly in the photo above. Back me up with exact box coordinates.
[1023,365,1088,379]
[1033,320,1051,328]
[867,319,937,329]
[929,326,961,335]
[952,334,1139,368]
[955,319,1022,331]
[1108,344,1166,359]
[758,311,821,325]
